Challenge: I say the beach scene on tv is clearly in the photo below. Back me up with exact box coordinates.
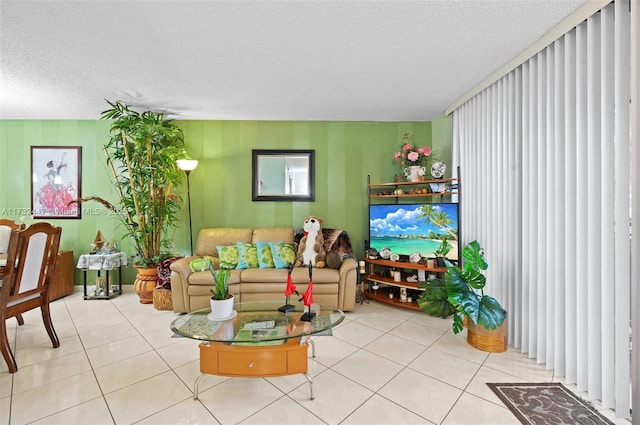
[369,203,459,260]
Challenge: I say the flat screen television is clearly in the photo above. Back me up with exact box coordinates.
[369,203,459,261]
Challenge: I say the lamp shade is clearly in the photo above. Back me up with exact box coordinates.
[177,159,198,172]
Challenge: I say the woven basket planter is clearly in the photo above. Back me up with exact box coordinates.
[153,288,173,311]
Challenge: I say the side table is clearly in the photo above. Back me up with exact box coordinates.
[77,252,127,300]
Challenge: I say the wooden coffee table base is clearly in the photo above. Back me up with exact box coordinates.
[194,338,316,400]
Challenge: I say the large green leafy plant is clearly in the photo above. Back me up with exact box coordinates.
[74,100,189,267]
[418,240,505,334]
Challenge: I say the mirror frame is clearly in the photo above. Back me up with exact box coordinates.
[252,149,315,202]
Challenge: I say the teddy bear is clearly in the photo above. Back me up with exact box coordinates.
[295,215,326,268]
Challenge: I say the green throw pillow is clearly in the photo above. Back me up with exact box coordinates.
[268,241,297,269]
[217,245,239,269]
[256,241,275,269]
[236,242,259,269]
[189,256,213,272]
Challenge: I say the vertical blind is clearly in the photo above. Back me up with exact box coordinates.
[452,0,632,418]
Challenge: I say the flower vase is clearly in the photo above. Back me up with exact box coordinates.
[404,165,426,182]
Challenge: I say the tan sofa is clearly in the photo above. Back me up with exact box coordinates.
[170,227,358,313]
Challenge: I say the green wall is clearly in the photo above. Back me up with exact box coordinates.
[0,118,452,285]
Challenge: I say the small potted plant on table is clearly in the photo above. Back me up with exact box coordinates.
[208,265,234,320]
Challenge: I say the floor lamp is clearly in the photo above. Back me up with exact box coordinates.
[177,159,198,256]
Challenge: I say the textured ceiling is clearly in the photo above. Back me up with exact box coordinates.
[0,0,589,121]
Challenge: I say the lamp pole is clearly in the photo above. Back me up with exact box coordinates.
[185,169,194,256]
[177,159,198,256]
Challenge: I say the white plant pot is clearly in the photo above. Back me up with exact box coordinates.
[210,294,234,320]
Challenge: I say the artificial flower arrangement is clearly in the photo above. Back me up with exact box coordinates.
[393,132,433,170]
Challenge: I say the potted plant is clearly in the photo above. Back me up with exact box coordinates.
[209,265,234,320]
[72,100,190,303]
[418,240,507,352]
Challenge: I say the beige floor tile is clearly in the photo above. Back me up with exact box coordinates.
[173,359,232,396]
[408,348,482,389]
[78,322,140,349]
[430,330,490,364]
[136,397,217,424]
[9,371,102,424]
[155,337,201,369]
[332,348,404,391]
[332,320,385,348]
[442,391,520,425]
[364,333,426,366]
[85,334,153,368]
[483,349,554,381]
[378,368,462,424]
[289,369,374,424]
[105,371,192,424]
[12,351,92,394]
[307,333,359,368]
[198,377,286,424]
[354,308,409,333]
[241,395,327,425]
[342,393,430,424]
[13,334,82,369]
[94,350,170,394]
[1,291,632,425]
[389,317,448,347]
[30,396,114,425]
[144,325,190,349]
[0,396,10,425]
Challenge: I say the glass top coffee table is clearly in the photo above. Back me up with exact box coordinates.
[170,301,345,400]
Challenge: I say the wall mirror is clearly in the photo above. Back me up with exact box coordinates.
[252,149,315,201]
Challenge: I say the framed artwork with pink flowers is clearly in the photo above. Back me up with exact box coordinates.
[30,146,82,219]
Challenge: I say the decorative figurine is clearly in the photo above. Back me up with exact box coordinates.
[278,262,298,313]
[300,262,315,322]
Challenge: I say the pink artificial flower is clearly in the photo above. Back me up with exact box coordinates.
[394,151,401,160]
[407,151,419,162]
[402,143,412,152]
[419,147,432,156]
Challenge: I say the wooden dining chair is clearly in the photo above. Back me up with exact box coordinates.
[0,218,25,254]
[0,222,62,373]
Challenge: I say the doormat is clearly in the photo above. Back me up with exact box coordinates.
[487,382,614,425]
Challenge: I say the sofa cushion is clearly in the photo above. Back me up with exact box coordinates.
[196,228,252,257]
[236,242,259,269]
[188,269,242,286]
[217,245,239,269]
[256,241,275,269]
[252,228,294,244]
[241,266,339,283]
[269,241,296,269]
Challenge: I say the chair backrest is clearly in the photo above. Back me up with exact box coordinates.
[1,222,62,302]
[0,219,24,254]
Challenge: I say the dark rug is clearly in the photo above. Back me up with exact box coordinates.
[487,382,614,425]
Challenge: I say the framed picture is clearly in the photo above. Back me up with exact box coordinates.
[251,149,315,202]
[30,146,82,219]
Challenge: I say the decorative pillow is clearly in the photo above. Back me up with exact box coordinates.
[217,245,239,269]
[189,256,213,272]
[236,242,259,269]
[268,241,297,269]
[255,241,275,269]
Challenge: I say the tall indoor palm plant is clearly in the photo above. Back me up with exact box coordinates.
[74,100,190,302]
[100,100,187,266]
